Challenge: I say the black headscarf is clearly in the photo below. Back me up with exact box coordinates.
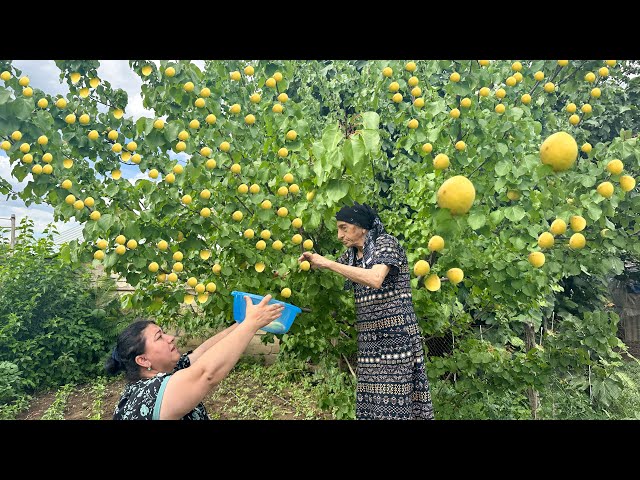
[335,202,387,291]
[335,202,378,229]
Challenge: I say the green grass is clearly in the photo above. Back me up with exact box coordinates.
[0,394,31,420]
[27,353,640,420]
[88,376,107,420]
[207,356,339,419]
[41,383,75,420]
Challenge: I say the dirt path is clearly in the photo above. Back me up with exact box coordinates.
[17,357,335,420]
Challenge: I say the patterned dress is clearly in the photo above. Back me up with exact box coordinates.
[113,352,209,420]
[337,233,434,420]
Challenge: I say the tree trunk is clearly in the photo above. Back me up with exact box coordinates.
[524,322,540,419]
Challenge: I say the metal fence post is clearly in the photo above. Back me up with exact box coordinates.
[10,214,16,248]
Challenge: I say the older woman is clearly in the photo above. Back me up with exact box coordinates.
[105,294,284,420]
[298,202,434,420]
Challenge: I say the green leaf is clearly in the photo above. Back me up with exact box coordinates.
[83,221,98,239]
[59,244,71,263]
[494,179,507,195]
[427,126,442,143]
[343,136,366,175]
[307,210,322,230]
[104,252,118,268]
[0,112,21,133]
[0,88,13,105]
[62,129,76,143]
[311,140,325,163]
[587,204,602,221]
[322,123,342,151]
[33,111,54,132]
[123,222,141,240]
[451,83,468,96]
[510,107,524,122]
[326,179,350,203]
[467,214,486,230]
[425,98,446,117]
[11,98,32,120]
[580,175,597,188]
[12,165,28,182]
[603,257,624,275]
[361,129,380,154]
[256,208,272,223]
[135,117,146,136]
[533,121,542,135]
[104,182,119,197]
[326,149,342,169]
[276,216,290,230]
[523,154,539,169]
[97,213,115,231]
[145,130,166,149]
[294,118,309,137]
[164,122,180,142]
[0,177,10,195]
[312,156,325,185]
[362,111,380,130]
[504,206,526,222]
[511,237,527,250]
[126,272,140,287]
[132,255,147,269]
[489,209,504,225]
[495,160,511,176]
[138,117,155,136]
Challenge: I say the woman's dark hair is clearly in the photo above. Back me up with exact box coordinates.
[105,320,156,382]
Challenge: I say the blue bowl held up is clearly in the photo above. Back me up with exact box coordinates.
[230,291,302,334]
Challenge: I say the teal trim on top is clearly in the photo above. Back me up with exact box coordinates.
[153,375,171,420]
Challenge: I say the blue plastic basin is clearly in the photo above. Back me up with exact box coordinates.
[231,291,301,334]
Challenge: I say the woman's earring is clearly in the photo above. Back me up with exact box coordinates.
[147,366,152,371]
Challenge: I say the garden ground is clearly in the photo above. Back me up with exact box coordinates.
[18,333,335,420]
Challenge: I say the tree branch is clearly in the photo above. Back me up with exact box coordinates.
[234,194,255,217]
[342,353,356,380]
[467,158,491,179]
[88,92,118,111]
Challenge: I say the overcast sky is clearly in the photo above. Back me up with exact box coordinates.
[0,60,205,242]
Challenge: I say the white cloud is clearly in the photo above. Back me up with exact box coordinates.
[97,60,156,119]
[1,152,81,240]
[97,60,141,96]
[0,153,31,190]
[151,60,205,70]
[95,60,203,121]
[12,60,69,97]
[1,59,206,238]
[127,171,148,185]
[10,59,206,121]
[127,92,155,119]
[0,202,82,241]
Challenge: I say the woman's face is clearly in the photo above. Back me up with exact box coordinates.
[137,323,182,374]
[336,221,367,248]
